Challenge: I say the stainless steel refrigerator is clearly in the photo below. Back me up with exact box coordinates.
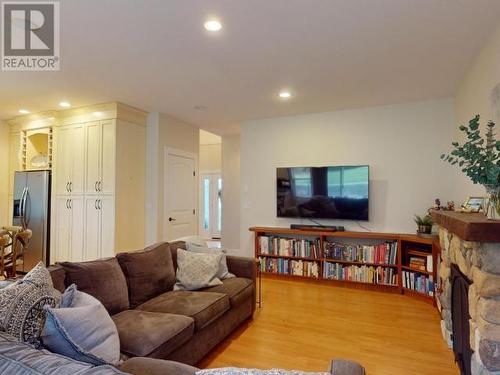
[12,171,51,272]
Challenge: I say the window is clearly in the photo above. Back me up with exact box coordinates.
[327,166,368,198]
[200,173,222,238]
[291,167,312,197]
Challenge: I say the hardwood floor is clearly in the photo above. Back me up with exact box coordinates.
[199,276,459,375]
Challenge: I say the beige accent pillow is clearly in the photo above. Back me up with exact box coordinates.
[174,249,223,291]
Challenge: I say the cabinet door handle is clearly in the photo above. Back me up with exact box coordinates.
[95,199,99,210]
[69,182,73,192]
[69,199,72,209]
[66,199,69,209]
[98,181,102,192]
[66,182,70,192]
[98,199,102,210]
[95,181,99,192]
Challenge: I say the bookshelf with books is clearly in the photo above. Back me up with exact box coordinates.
[399,236,438,301]
[257,236,321,278]
[250,227,439,304]
[322,239,399,287]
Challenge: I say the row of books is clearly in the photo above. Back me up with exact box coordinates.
[258,257,320,278]
[323,241,398,265]
[258,236,321,258]
[408,255,433,272]
[323,263,398,285]
[402,270,434,296]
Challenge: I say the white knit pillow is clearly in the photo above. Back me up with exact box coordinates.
[174,249,223,291]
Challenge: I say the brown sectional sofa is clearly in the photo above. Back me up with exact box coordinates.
[48,241,256,366]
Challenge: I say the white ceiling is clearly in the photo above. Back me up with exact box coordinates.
[1,0,500,134]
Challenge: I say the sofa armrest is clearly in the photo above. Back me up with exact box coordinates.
[330,359,366,375]
[119,357,198,375]
[226,256,256,282]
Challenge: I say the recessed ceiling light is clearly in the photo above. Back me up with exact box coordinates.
[204,19,222,32]
[18,109,30,114]
[59,101,71,108]
[279,91,292,99]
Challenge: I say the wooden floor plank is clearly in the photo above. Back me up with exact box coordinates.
[199,277,459,375]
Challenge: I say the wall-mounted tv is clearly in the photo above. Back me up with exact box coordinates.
[277,165,369,221]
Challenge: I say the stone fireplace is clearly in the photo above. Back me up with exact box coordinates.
[432,211,500,375]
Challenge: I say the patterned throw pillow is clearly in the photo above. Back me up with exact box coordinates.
[186,243,235,279]
[174,249,223,291]
[0,262,59,347]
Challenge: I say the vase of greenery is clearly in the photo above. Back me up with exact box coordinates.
[441,115,500,220]
[414,214,433,234]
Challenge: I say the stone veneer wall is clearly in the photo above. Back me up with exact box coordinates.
[438,227,500,374]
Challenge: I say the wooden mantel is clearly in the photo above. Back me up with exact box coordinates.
[430,210,500,242]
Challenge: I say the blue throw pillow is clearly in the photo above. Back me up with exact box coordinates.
[41,284,121,366]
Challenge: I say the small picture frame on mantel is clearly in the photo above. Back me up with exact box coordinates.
[461,196,485,213]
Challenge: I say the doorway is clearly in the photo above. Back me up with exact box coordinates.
[163,148,198,241]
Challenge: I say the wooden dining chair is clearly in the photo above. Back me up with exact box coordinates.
[0,231,10,278]
[0,226,32,278]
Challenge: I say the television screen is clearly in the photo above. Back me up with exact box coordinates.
[277,165,369,220]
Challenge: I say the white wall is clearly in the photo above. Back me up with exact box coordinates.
[453,22,500,197]
[238,98,463,256]
[221,134,241,252]
[145,113,160,245]
[0,122,9,225]
[199,144,221,172]
[145,112,200,244]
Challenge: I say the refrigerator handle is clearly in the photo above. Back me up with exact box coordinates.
[20,187,28,229]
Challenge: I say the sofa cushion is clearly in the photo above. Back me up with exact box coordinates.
[117,242,176,308]
[120,357,198,375]
[137,291,230,331]
[47,264,66,293]
[112,310,194,358]
[201,278,254,308]
[61,258,129,315]
[0,331,126,375]
[167,241,187,269]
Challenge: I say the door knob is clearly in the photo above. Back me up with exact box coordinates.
[169,217,176,222]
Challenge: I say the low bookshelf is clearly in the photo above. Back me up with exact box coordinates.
[250,227,439,304]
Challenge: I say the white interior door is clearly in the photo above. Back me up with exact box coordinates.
[164,148,197,241]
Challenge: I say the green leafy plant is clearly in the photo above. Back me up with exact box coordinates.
[414,214,433,226]
[441,115,500,186]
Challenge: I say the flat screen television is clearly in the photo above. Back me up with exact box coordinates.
[277,165,369,220]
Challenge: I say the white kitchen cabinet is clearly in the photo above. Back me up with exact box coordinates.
[83,195,115,261]
[85,120,115,195]
[54,124,85,195]
[54,195,84,262]
[99,195,115,258]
